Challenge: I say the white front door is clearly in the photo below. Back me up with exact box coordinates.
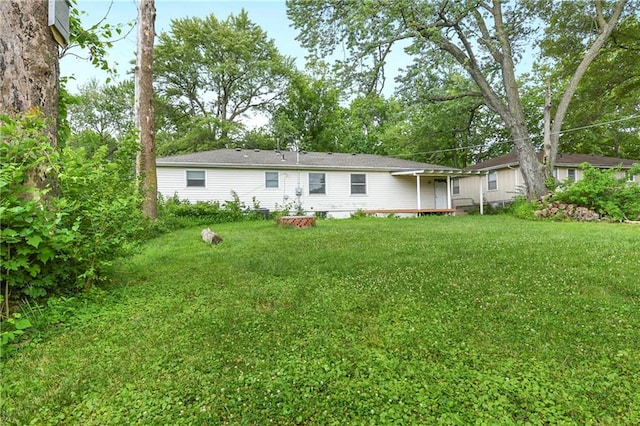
[435,179,448,209]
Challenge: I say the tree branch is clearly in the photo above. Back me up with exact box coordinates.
[472,8,502,63]
[428,91,483,102]
[595,0,607,29]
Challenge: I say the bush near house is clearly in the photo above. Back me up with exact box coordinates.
[509,163,640,221]
[157,192,268,230]
[551,163,640,221]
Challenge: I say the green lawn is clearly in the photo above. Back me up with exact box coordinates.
[2,216,640,424]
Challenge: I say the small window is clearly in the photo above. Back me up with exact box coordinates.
[487,171,497,191]
[350,173,366,195]
[452,178,460,195]
[309,173,326,194]
[186,170,205,187]
[265,172,279,188]
[627,174,637,183]
[567,168,576,182]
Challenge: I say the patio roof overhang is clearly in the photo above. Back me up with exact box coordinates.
[391,169,487,177]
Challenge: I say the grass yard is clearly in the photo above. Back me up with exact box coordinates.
[2,216,640,424]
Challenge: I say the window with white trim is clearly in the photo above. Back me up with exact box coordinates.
[265,172,279,188]
[452,177,460,195]
[186,170,205,187]
[309,173,326,194]
[350,173,366,195]
[567,168,576,182]
[487,171,497,191]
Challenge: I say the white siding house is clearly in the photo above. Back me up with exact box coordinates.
[452,152,640,208]
[156,149,484,218]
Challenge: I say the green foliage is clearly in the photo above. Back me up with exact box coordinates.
[158,192,266,229]
[2,218,640,423]
[64,0,135,77]
[58,135,145,284]
[537,8,640,159]
[552,163,640,221]
[343,95,410,157]
[65,79,134,156]
[350,209,369,219]
[0,313,32,358]
[505,196,539,220]
[154,9,294,153]
[1,113,145,307]
[1,113,79,304]
[272,72,346,152]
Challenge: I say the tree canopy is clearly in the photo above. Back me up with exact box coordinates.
[286,0,635,199]
[154,9,295,154]
[537,10,640,159]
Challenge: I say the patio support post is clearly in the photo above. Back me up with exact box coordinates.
[479,175,484,215]
[416,174,422,209]
[446,175,452,209]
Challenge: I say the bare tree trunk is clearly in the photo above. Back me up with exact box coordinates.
[0,0,59,146]
[135,0,157,220]
[543,81,552,175]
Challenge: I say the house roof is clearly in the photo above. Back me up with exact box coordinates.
[466,151,639,171]
[156,148,462,173]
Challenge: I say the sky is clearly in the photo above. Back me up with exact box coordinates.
[62,0,315,93]
[61,1,538,99]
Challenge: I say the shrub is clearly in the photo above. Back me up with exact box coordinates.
[1,113,146,311]
[506,196,539,220]
[58,135,146,285]
[158,191,266,228]
[552,163,640,221]
[1,113,79,307]
[0,312,32,358]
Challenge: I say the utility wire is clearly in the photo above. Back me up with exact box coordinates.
[394,114,640,158]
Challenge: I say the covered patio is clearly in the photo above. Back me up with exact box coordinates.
[388,169,487,215]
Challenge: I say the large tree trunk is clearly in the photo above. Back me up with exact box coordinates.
[0,0,59,146]
[135,0,157,220]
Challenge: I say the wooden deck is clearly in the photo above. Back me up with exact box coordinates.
[362,209,466,216]
[361,208,464,216]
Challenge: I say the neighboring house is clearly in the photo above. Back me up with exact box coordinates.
[156,148,484,218]
[452,151,640,208]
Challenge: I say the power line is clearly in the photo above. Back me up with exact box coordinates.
[394,114,640,158]
[557,114,640,135]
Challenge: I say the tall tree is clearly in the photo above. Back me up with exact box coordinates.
[343,94,407,156]
[66,78,134,156]
[537,10,640,160]
[135,0,157,220]
[272,73,346,152]
[287,0,631,199]
[154,10,294,153]
[1,0,60,147]
[539,0,629,175]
